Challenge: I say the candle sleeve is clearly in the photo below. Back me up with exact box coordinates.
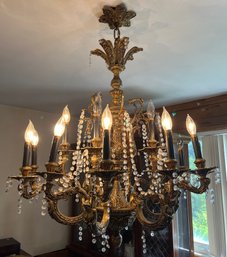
[49,136,59,163]
[103,129,110,160]
[22,142,30,167]
[166,130,175,160]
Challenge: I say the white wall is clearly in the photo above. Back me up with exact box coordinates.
[0,104,76,256]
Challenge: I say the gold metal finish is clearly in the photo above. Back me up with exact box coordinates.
[9,3,215,250]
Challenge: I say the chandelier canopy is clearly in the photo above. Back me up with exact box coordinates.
[7,3,215,253]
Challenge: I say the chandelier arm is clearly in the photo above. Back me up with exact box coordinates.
[20,182,42,200]
[96,206,110,235]
[46,197,85,225]
[178,177,210,194]
[136,203,171,230]
[44,182,90,202]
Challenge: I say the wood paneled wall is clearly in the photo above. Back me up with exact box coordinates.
[157,94,227,134]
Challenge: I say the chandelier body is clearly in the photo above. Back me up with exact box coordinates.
[8,3,214,250]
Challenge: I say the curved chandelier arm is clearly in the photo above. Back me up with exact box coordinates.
[179,177,210,194]
[47,198,85,225]
[136,202,171,230]
[45,182,90,202]
[96,206,110,235]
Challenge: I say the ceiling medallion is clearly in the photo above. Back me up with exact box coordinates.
[7,3,215,253]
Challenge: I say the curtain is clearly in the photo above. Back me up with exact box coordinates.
[202,134,227,257]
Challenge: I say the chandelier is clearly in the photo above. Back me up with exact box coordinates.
[7,3,215,253]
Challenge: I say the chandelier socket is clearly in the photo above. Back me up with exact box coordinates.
[31,165,38,173]
[45,162,61,173]
[164,159,177,170]
[20,166,32,176]
[194,158,206,169]
[100,160,114,170]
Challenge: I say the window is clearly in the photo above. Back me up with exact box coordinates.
[189,141,210,255]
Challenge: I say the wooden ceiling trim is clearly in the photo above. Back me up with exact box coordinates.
[157,93,227,134]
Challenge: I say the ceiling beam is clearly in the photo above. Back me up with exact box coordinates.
[157,94,227,134]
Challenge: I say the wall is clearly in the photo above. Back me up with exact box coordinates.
[0,104,76,256]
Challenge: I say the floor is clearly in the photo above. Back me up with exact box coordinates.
[35,249,69,257]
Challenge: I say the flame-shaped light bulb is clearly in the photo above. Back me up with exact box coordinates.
[31,129,39,146]
[102,104,113,130]
[161,107,172,131]
[186,114,197,136]
[54,117,65,137]
[24,120,35,143]
[62,105,71,124]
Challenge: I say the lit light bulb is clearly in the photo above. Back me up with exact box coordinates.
[24,120,35,143]
[54,117,65,137]
[101,104,113,130]
[161,107,172,131]
[186,114,197,136]
[147,99,155,119]
[31,129,39,146]
[62,105,71,124]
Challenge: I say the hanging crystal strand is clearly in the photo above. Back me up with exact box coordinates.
[126,111,147,196]
[141,123,151,174]
[101,233,110,253]
[214,168,221,184]
[150,230,155,237]
[5,178,13,193]
[41,193,47,216]
[141,230,147,254]
[70,110,85,186]
[209,188,215,205]
[122,111,130,196]
[17,196,23,215]
[91,233,97,244]
[78,225,83,241]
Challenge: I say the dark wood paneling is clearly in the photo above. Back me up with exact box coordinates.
[157,94,227,134]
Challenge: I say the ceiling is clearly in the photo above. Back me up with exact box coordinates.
[0,0,227,116]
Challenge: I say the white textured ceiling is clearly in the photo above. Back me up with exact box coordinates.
[0,0,227,115]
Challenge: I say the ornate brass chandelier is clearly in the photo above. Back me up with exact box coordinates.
[7,3,215,253]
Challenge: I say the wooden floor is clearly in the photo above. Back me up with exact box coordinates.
[35,249,69,257]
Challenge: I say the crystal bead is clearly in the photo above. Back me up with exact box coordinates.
[143,249,147,254]
[41,211,46,216]
[101,248,106,253]
[78,237,82,241]
[92,239,96,244]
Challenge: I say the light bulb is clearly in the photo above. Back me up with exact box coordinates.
[161,107,172,131]
[186,114,197,136]
[101,104,112,130]
[24,120,35,143]
[54,117,65,137]
[31,129,39,146]
[62,105,71,124]
[147,99,155,119]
